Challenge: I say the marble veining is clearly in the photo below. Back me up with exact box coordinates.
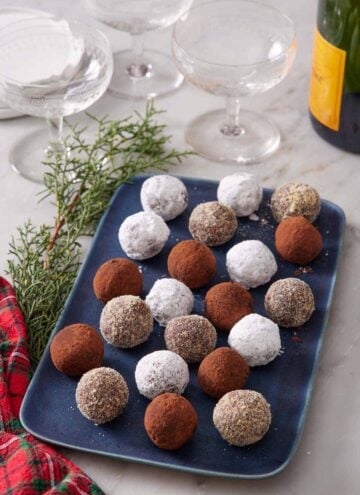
[0,0,359,494]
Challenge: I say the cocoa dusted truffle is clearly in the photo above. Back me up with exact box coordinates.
[144,393,198,450]
[100,295,153,348]
[213,390,271,446]
[188,201,237,246]
[271,182,321,223]
[167,240,216,289]
[165,315,217,363]
[205,282,253,331]
[93,258,143,303]
[265,278,315,327]
[275,216,323,265]
[76,367,129,424]
[50,323,103,376]
[198,347,249,399]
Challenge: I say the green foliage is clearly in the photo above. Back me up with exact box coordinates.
[7,103,190,367]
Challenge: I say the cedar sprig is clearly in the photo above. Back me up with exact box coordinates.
[7,102,191,367]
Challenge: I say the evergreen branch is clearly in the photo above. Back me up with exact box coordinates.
[7,102,191,367]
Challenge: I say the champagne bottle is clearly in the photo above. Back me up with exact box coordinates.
[309,0,360,153]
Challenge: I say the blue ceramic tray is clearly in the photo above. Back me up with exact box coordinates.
[20,176,345,479]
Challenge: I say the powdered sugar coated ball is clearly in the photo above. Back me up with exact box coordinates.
[226,240,277,288]
[135,350,189,400]
[217,173,263,217]
[145,278,194,327]
[118,211,170,260]
[140,175,188,221]
[228,314,281,366]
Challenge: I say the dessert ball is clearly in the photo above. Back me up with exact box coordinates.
[135,350,189,400]
[205,282,253,332]
[188,201,237,246]
[275,216,323,265]
[140,175,188,221]
[100,295,153,348]
[167,240,216,289]
[50,324,104,376]
[226,240,277,289]
[118,211,170,260]
[228,314,281,366]
[144,393,198,450]
[265,278,315,327]
[76,367,129,424]
[217,172,263,217]
[165,315,217,363]
[271,182,321,223]
[145,278,194,327]
[198,347,250,399]
[213,390,271,446]
[93,258,143,303]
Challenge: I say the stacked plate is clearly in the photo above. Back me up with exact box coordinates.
[0,7,52,119]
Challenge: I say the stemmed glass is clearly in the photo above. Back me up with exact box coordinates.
[83,0,193,99]
[172,0,297,164]
[0,17,113,183]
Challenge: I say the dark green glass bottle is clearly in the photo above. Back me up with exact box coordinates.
[309,0,360,152]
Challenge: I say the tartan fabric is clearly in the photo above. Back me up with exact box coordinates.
[0,277,104,495]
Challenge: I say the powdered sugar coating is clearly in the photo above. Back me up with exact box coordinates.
[226,240,277,288]
[118,211,170,260]
[140,175,188,221]
[135,350,189,400]
[217,173,263,217]
[228,314,281,366]
[145,278,194,327]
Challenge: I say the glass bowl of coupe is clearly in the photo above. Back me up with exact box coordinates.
[0,17,113,183]
[83,0,193,99]
[172,0,297,164]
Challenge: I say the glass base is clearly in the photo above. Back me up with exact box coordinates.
[185,109,281,164]
[9,128,69,184]
[108,49,184,99]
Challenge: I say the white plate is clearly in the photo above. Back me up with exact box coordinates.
[0,7,53,120]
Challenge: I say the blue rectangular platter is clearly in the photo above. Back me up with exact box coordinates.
[20,176,345,479]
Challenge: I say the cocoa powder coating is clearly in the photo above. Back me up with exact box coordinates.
[165,315,217,363]
[93,258,143,303]
[198,347,250,399]
[144,393,198,450]
[275,216,323,265]
[167,240,216,289]
[50,323,104,376]
[205,282,253,331]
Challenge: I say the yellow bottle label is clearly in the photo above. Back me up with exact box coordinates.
[309,28,346,131]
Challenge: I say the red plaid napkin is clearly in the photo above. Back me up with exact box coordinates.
[0,277,104,495]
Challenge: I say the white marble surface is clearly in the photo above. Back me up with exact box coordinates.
[1,1,360,494]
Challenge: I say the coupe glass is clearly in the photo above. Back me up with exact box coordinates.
[0,17,113,183]
[83,0,193,99]
[172,0,297,164]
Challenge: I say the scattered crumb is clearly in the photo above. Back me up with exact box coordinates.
[249,213,259,221]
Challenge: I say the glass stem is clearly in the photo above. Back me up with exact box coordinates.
[46,117,66,155]
[221,97,244,136]
[127,33,151,78]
